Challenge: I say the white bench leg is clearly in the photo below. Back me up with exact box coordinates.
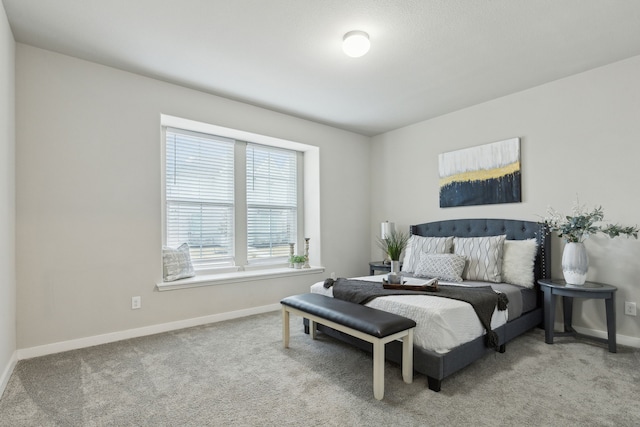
[309,319,316,339]
[402,329,413,384]
[281,302,414,400]
[282,307,290,348]
[373,340,384,400]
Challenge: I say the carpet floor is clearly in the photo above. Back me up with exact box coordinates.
[1,311,639,426]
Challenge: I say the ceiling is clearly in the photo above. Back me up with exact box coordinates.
[4,0,640,136]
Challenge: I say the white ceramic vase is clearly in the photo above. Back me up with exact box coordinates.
[388,260,402,284]
[562,242,588,285]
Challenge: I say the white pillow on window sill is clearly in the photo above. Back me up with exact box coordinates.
[162,243,196,282]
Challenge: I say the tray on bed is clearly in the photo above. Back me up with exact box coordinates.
[382,278,439,292]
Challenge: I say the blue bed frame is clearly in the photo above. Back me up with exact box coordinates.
[310,218,550,392]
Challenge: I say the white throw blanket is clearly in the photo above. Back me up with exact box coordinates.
[310,275,510,354]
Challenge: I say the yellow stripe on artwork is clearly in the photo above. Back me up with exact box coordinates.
[439,161,520,187]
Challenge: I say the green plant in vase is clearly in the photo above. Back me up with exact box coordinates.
[542,200,638,285]
[290,255,307,268]
[376,229,409,283]
[376,229,409,261]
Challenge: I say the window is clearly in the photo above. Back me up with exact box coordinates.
[163,126,302,273]
[165,128,235,269]
[246,143,298,264]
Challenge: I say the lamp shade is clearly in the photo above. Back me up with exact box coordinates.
[381,221,395,239]
[342,30,370,58]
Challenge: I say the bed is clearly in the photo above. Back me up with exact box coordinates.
[305,218,550,392]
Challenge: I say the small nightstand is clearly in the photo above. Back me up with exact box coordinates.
[538,278,617,353]
[369,261,401,275]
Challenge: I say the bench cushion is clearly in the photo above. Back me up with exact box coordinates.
[281,293,416,338]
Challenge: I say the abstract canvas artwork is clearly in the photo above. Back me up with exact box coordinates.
[438,138,521,208]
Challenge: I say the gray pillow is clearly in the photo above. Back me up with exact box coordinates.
[413,253,466,283]
[402,235,454,273]
[453,235,506,283]
[163,243,195,282]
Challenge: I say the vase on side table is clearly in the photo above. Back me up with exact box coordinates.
[387,260,402,284]
[562,242,589,285]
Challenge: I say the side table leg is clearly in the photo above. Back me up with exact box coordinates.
[605,296,617,353]
[543,288,555,344]
[563,296,575,333]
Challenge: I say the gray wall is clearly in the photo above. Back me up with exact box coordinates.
[371,55,640,345]
[15,44,371,349]
[0,1,16,387]
[10,39,640,353]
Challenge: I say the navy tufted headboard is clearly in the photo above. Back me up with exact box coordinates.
[410,218,550,283]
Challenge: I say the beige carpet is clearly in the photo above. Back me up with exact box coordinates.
[1,311,639,426]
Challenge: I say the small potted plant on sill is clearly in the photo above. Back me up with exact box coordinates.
[290,255,307,269]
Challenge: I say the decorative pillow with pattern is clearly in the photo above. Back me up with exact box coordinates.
[501,239,538,288]
[402,235,454,273]
[414,252,466,282]
[453,235,506,283]
[163,243,196,282]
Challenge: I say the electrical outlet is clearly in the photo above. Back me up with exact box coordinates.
[131,296,141,310]
[625,301,637,316]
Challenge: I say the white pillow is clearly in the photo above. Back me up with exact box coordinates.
[453,235,506,283]
[414,253,466,283]
[402,235,454,273]
[501,239,538,288]
[163,243,196,282]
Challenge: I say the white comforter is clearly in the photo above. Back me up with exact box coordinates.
[310,275,509,354]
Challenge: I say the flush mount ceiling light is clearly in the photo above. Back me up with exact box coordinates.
[342,30,370,58]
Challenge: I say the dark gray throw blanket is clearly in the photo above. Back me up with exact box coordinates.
[325,278,508,350]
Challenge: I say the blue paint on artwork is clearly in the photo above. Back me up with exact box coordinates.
[440,172,521,208]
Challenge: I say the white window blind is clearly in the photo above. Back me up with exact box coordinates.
[246,143,297,263]
[165,128,235,268]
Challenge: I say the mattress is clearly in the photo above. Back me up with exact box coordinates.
[310,275,531,354]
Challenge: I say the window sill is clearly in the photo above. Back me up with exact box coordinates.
[156,266,325,291]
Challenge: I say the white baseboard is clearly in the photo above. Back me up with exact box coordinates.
[15,307,638,362]
[553,322,640,348]
[17,304,281,360]
[0,351,18,398]
[573,325,640,348]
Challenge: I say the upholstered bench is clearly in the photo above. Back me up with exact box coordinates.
[280,293,416,400]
